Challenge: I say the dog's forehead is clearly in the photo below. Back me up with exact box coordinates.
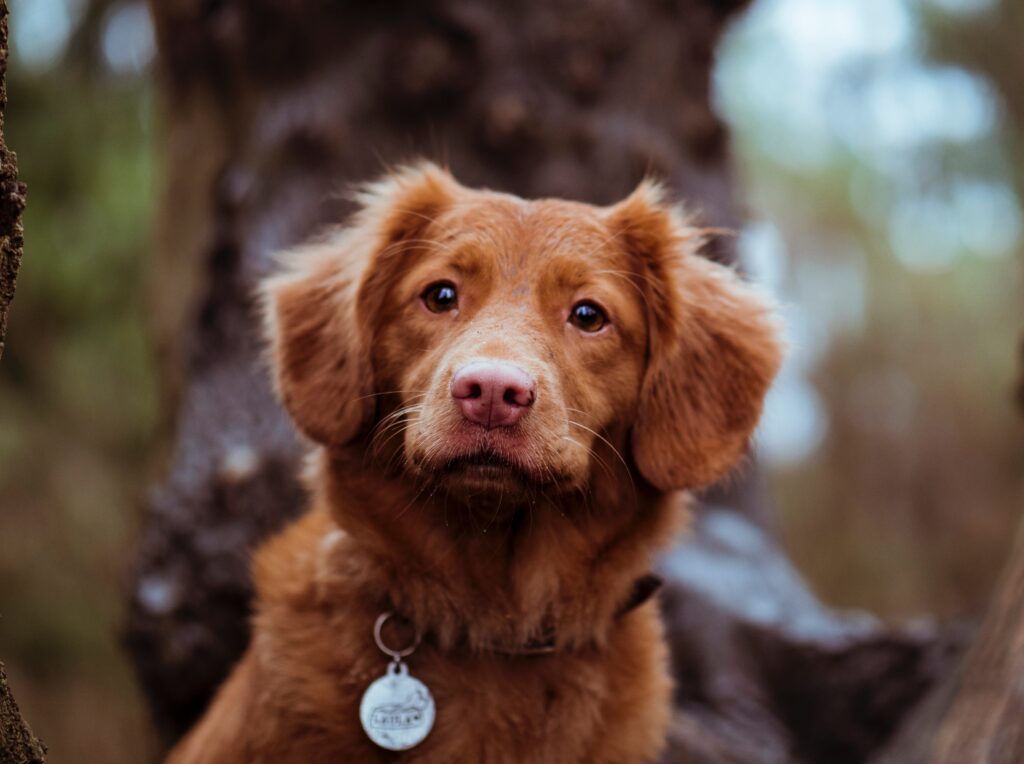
[435,195,627,272]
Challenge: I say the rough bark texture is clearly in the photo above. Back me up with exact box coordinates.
[0,0,25,362]
[0,662,46,764]
[0,3,38,760]
[125,0,959,757]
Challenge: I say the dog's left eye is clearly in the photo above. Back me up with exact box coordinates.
[422,281,459,313]
[569,301,608,333]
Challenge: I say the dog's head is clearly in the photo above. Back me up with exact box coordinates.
[263,163,781,502]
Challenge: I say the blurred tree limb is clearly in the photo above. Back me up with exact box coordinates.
[874,514,1024,764]
[925,0,1024,416]
[925,511,1024,761]
[0,0,25,362]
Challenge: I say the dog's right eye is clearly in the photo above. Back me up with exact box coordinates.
[422,281,459,313]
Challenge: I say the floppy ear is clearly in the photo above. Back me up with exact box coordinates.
[261,162,458,445]
[606,182,783,491]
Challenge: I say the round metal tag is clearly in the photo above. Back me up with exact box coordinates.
[359,661,436,751]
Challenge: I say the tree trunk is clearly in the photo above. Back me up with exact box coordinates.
[0,0,25,362]
[124,0,956,756]
[0,662,45,764]
[0,3,39,759]
[0,662,46,764]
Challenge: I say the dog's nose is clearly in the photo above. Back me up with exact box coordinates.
[450,361,536,428]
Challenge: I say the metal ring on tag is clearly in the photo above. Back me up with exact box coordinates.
[362,613,436,750]
[373,612,421,662]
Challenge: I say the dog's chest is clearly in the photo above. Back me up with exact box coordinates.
[408,652,612,760]
[273,623,624,762]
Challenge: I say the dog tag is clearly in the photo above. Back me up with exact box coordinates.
[360,660,436,750]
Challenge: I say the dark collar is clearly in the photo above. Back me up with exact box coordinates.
[483,573,664,657]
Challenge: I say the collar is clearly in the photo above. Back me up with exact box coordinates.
[478,573,664,657]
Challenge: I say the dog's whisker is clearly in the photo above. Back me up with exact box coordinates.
[564,424,638,510]
[372,427,410,466]
[367,410,419,447]
[562,436,615,494]
[377,416,426,472]
[566,421,630,475]
[367,406,424,460]
[351,389,429,403]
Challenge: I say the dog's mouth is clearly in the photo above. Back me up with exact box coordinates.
[405,422,579,496]
[428,449,561,495]
[443,450,528,479]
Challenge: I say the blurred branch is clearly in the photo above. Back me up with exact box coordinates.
[0,661,46,764]
[924,2,1024,421]
[1018,338,1024,417]
[64,0,123,75]
[0,0,25,361]
[922,512,1024,762]
[1017,336,1024,417]
[660,508,966,764]
[873,513,1024,764]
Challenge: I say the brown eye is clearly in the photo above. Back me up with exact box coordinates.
[422,281,458,313]
[569,301,607,332]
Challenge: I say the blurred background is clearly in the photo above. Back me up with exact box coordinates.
[0,0,1019,760]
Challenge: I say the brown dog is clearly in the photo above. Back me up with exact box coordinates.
[166,163,782,763]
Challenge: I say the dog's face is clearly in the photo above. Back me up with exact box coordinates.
[364,192,653,499]
[264,164,781,503]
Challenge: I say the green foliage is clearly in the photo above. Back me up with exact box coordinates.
[0,65,158,761]
[719,0,1023,617]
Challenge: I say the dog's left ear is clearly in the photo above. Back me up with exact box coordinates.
[606,182,783,491]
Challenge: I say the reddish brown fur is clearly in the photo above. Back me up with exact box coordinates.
[167,163,783,763]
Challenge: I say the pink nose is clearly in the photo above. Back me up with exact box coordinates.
[450,361,536,429]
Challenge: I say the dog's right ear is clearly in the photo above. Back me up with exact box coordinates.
[261,162,458,445]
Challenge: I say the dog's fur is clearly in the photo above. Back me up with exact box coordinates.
[167,164,782,763]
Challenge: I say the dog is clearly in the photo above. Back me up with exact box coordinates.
[166,163,782,763]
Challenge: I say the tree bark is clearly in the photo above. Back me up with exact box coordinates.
[125,0,956,756]
[0,662,46,764]
[0,0,25,362]
[0,5,39,759]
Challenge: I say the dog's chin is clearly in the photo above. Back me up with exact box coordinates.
[409,450,564,500]
[442,452,536,497]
